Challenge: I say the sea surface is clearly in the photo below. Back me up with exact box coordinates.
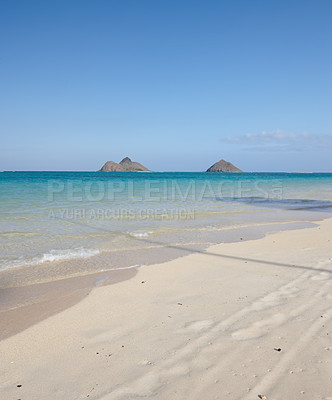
[1,171,332,287]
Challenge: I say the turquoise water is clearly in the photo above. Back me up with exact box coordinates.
[1,172,332,286]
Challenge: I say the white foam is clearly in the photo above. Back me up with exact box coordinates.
[38,248,100,263]
[0,247,100,271]
[128,231,153,238]
[99,264,144,272]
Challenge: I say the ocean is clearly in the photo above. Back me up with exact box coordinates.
[1,171,332,287]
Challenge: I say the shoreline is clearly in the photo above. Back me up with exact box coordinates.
[0,219,318,340]
[0,219,321,289]
[0,217,331,398]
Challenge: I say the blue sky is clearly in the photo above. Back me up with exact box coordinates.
[1,0,331,172]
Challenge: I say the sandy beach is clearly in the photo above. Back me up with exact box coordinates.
[1,218,332,400]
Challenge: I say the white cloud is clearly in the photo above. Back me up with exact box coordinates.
[221,130,332,152]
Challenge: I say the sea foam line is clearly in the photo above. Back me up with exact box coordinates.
[0,247,100,272]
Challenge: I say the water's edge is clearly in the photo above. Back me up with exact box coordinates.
[0,218,319,341]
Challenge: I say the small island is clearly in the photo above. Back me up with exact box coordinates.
[206,159,243,172]
[98,157,151,172]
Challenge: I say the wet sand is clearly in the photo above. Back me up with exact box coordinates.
[0,268,137,340]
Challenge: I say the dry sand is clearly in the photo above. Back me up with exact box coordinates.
[0,218,332,399]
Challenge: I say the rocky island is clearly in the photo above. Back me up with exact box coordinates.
[98,157,151,172]
[206,159,243,172]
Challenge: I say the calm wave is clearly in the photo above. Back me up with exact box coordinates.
[1,171,332,285]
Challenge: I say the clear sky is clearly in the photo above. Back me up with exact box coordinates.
[1,0,331,172]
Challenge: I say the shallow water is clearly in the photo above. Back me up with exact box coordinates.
[1,171,331,286]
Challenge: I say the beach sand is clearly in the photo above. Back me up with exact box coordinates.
[0,218,332,399]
